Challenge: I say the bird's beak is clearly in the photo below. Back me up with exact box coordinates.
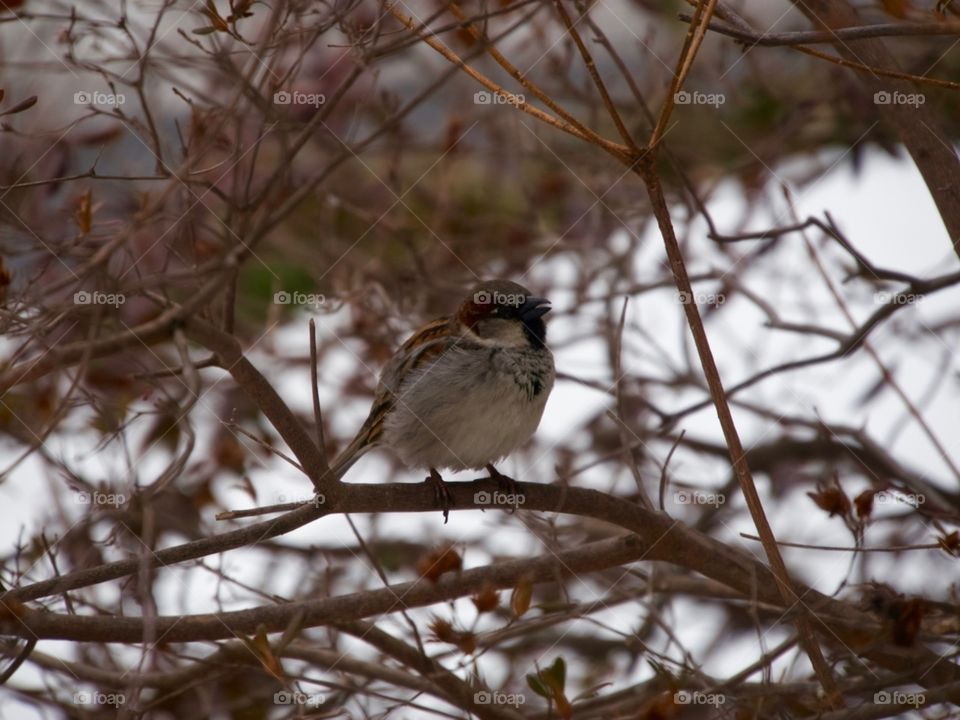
[519,296,551,321]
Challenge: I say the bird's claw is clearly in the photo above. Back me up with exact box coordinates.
[428,468,453,524]
[485,464,522,512]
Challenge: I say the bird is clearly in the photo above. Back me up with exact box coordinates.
[328,279,555,521]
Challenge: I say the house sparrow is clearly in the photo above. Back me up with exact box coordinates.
[330,279,555,521]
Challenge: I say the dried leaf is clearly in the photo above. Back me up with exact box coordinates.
[454,26,477,47]
[854,489,875,520]
[205,0,229,30]
[807,480,851,518]
[74,189,93,234]
[241,625,285,681]
[511,577,533,617]
[416,546,462,583]
[428,617,455,642]
[471,583,499,613]
[937,530,959,556]
[227,0,254,20]
[0,95,37,117]
[428,617,475,654]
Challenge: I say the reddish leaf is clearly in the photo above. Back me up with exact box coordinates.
[807,480,851,518]
[471,583,499,613]
[454,26,477,47]
[854,489,875,520]
[938,530,959,556]
[205,0,229,30]
[511,577,533,617]
[416,545,462,583]
[428,617,475,654]
[249,626,285,680]
[74,189,93,234]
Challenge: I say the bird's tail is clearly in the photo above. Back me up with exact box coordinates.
[326,428,376,481]
[321,401,388,483]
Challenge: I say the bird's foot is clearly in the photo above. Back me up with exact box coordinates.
[427,467,453,524]
[485,464,523,512]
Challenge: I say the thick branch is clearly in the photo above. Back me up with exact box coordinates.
[183,318,333,493]
[2,480,957,688]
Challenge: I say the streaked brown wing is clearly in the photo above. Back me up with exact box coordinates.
[356,316,457,446]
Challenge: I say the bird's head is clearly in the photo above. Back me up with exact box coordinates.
[457,279,551,348]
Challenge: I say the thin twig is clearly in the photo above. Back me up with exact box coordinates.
[308,319,330,475]
[550,0,639,152]
[385,3,632,162]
